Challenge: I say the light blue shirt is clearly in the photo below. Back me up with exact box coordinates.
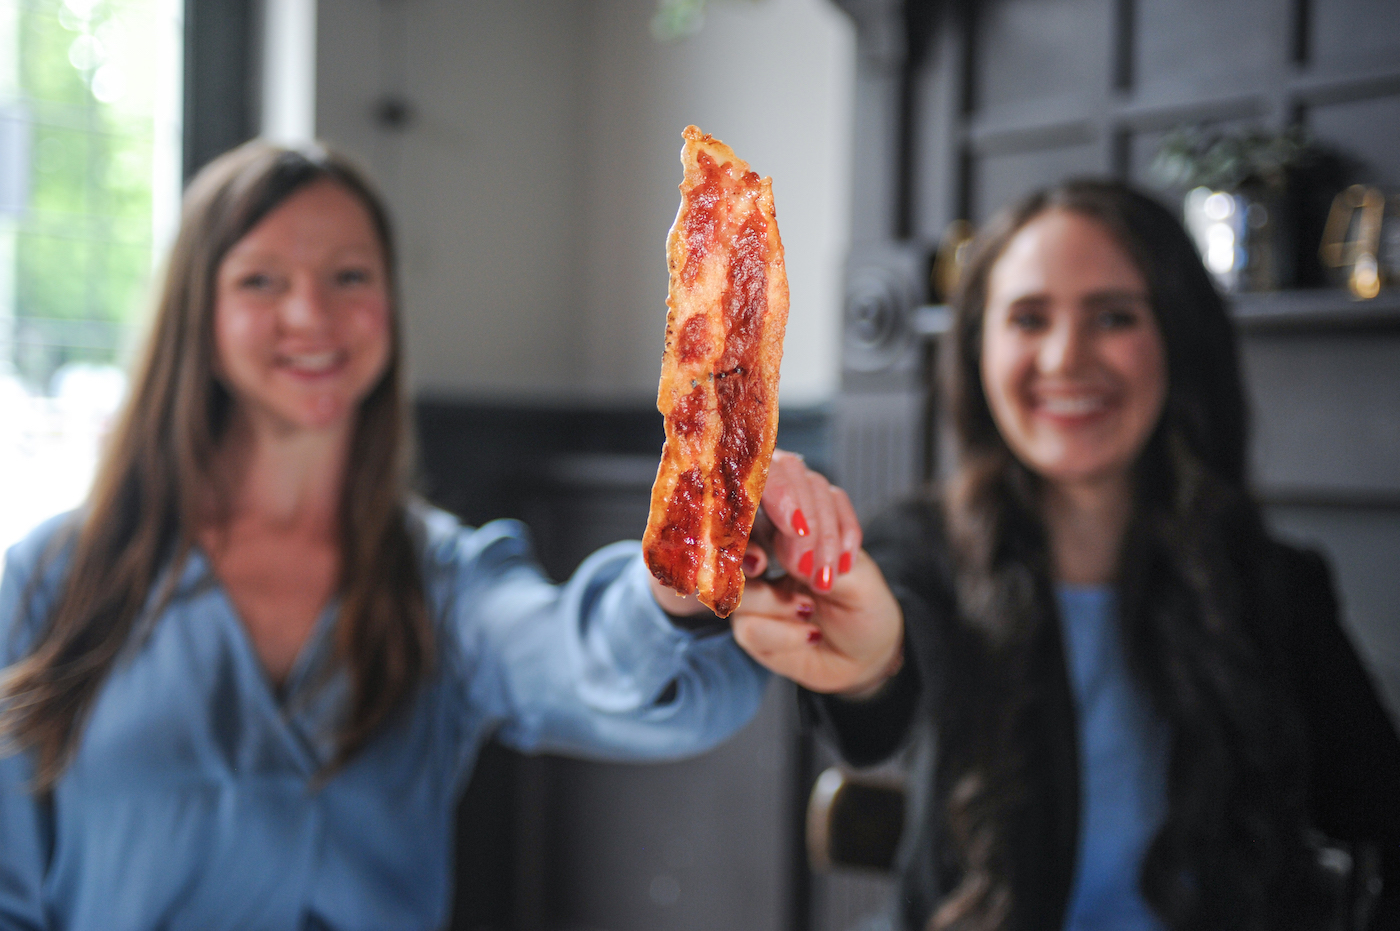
[0,507,769,931]
[1057,585,1170,931]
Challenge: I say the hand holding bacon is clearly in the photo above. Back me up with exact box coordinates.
[648,455,903,697]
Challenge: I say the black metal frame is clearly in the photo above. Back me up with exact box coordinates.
[182,0,257,184]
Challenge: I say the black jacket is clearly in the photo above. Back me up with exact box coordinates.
[809,501,1400,931]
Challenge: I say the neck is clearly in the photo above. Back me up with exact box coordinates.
[1043,473,1134,586]
[209,408,352,539]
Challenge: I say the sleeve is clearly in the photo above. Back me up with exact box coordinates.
[0,529,61,931]
[1280,548,1400,928]
[433,516,771,762]
[802,501,953,767]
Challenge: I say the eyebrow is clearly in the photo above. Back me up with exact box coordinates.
[221,243,382,267]
[1082,289,1150,308]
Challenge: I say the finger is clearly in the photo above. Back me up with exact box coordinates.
[807,475,843,593]
[772,471,825,582]
[761,451,814,543]
[731,613,822,664]
[742,542,768,579]
[829,485,862,575]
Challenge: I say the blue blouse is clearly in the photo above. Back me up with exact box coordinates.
[0,507,769,931]
[1056,585,1170,931]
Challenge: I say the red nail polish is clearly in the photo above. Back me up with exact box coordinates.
[817,565,833,591]
[743,553,759,574]
[807,629,822,643]
[792,509,810,537]
[796,603,814,620]
[838,552,852,574]
[798,550,814,576]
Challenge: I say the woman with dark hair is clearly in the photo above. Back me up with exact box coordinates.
[741,179,1400,930]
[0,140,864,929]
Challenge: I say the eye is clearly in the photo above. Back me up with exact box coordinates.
[237,271,275,291]
[1008,308,1047,332]
[334,266,373,287]
[1095,306,1142,329]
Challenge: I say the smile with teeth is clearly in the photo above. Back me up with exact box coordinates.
[1037,395,1108,416]
[279,350,344,374]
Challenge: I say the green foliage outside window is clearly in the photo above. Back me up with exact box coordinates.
[9,0,166,391]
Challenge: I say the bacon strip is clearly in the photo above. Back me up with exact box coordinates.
[643,126,789,618]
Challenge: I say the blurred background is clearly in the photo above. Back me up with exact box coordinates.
[0,1,1397,929]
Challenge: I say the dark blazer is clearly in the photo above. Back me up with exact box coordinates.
[808,501,1400,931]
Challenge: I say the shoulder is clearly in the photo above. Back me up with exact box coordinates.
[864,497,956,602]
[405,499,546,591]
[865,497,946,550]
[2,510,82,663]
[1257,537,1333,597]
[4,511,80,576]
[1249,536,1337,644]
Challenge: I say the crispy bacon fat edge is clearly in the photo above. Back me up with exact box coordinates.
[642,125,790,618]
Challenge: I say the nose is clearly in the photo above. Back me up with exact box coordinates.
[280,274,332,334]
[1038,314,1087,375]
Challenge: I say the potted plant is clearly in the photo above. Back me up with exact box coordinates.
[1152,125,1323,292]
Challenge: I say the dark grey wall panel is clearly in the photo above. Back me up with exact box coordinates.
[541,685,798,931]
[183,0,256,182]
[1242,334,1400,494]
[1136,0,1290,87]
[834,390,928,519]
[1311,0,1400,69]
[973,142,1102,220]
[971,0,1114,114]
[1307,95,1400,187]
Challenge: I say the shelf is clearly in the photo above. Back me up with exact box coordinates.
[1230,289,1400,333]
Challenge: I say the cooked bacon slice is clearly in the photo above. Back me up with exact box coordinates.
[643,125,789,618]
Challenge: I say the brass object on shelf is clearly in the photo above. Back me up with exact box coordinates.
[931,219,974,303]
[1320,185,1389,300]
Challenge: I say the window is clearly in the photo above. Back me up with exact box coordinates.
[0,0,181,559]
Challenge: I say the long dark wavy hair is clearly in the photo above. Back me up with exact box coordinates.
[0,141,431,788]
[932,179,1329,930]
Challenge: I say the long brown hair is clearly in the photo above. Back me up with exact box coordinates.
[933,180,1326,930]
[1,141,431,788]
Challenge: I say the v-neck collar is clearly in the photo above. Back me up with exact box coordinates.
[186,547,341,700]
[184,547,345,772]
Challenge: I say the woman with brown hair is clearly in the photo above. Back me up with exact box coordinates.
[741,179,1400,930]
[0,140,866,930]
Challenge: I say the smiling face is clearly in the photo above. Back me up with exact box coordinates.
[979,208,1168,492]
[213,180,392,437]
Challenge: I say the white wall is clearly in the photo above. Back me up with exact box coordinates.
[578,0,854,405]
[317,0,591,401]
[315,0,854,407]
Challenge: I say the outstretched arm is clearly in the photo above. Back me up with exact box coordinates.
[430,513,769,764]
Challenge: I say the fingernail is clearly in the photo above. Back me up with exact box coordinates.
[838,552,852,574]
[807,629,822,643]
[792,509,810,537]
[817,565,833,591]
[743,553,759,574]
[798,550,814,576]
[796,603,814,620]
